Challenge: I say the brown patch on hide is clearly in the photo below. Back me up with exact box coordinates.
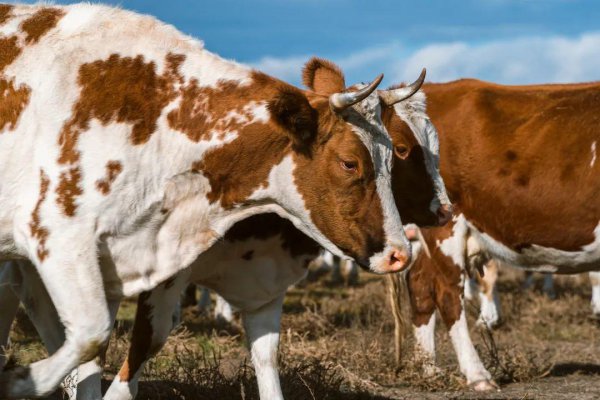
[29,169,51,261]
[20,7,64,44]
[95,160,123,195]
[0,5,13,25]
[58,53,184,165]
[56,167,83,217]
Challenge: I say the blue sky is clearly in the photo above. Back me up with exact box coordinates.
[14,1,600,86]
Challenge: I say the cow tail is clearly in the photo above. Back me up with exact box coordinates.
[386,270,411,366]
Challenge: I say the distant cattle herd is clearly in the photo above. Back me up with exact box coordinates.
[0,3,598,400]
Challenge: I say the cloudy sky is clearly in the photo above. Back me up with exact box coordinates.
[15,0,600,87]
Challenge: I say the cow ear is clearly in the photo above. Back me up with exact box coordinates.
[302,57,346,94]
[268,86,318,151]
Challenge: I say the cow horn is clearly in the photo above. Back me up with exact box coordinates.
[329,73,384,112]
[379,68,426,106]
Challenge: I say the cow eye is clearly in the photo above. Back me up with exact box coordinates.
[395,145,410,160]
[340,160,358,172]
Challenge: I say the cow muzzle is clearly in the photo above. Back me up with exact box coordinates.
[371,244,412,274]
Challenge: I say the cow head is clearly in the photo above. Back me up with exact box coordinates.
[286,57,413,273]
[379,76,452,227]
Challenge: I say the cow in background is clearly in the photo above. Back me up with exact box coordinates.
[388,78,600,391]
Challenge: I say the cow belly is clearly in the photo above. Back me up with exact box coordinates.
[190,236,309,312]
[470,221,600,274]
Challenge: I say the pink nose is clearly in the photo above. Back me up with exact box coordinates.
[436,203,453,226]
[404,225,418,241]
[382,248,411,273]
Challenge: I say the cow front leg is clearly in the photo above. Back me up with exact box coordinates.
[104,271,190,400]
[0,231,115,399]
[0,264,20,372]
[434,267,496,390]
[589,272,600,317]
[242,294,285,400]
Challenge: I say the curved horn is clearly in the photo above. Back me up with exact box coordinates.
[379,68,426,106]
[329,73,384,112]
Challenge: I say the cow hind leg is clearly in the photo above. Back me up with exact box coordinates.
[0,236,113,399]
[104,272,190,400]
[214,293,234,323]
[0,264,20,372]
[589,272,600,317]
[242,294,285,400]
[476,261,501,329]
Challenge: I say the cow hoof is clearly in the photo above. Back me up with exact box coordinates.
[476,316,501,330]
[470,379,499,391]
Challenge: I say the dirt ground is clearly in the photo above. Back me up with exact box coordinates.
[6,267,600,399]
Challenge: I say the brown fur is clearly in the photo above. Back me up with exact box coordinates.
[0,36,21,72]
[29,170,50,261]
[59,53,183,165]
[20,8,64,44]
[55,53,184,215]
[95,160,123,195]
[118,292,153,382]
[425,79,600,251]
[0,4,12,24]
[406,225,462,328]
[56,167,83,217]
[0,36,30,133]
[0,77,31,131]
[302,57,346,95]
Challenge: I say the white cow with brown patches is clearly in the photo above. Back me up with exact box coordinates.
[0,3,420,398]
[0,58,450,399]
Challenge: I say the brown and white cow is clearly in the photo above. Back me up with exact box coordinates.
[0,3,423,397]
[0,56,451,399]
[390,78,600,391]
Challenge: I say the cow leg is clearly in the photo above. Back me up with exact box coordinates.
[476,260,501,329]
[104,271,190,400]
[343,260,359,286]
[408,269,438,375]
[75,299,120,400]
[589,272,600,316]
[197,286,212,312]
[522,271,535,290]
[0,264,20,372]
[542,273,556,299]
[434,275,494,390]
[0,241,114,400]
[463,277,477,301]
[214,294,234,323]
[2,260,120,400]
[242,294,285,400]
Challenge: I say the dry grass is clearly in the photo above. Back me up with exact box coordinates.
[6,268,600,399]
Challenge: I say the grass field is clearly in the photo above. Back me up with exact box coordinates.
[6,268,600,399]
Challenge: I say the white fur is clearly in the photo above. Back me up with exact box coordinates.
[448,310,492,384]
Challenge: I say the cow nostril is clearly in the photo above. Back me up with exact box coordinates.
[390,249,408,265]
[436,204,453,225]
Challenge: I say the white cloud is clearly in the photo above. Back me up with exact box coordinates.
[251,32,600,87]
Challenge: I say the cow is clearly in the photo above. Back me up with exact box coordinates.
[0,55,451,399]
[0,3,420,398]
[388,78,600,391]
